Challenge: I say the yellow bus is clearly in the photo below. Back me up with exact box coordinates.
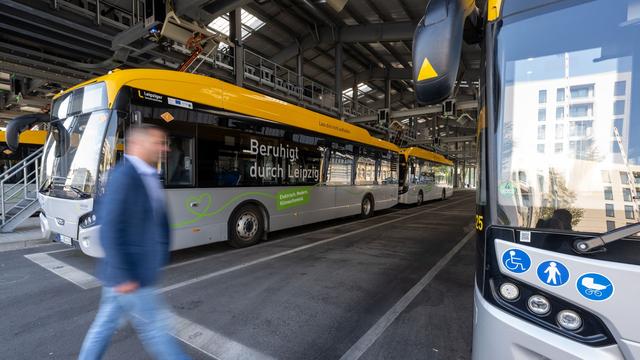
[8,69,401,256]
[398,147,454,205]
[0,130,46,174]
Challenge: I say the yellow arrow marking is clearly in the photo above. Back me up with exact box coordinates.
[417,57,438,81]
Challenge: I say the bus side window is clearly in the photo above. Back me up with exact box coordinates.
[409,158,420,184]
[163,135,194,186]
[326,148,353,185]
[355,146,375,186]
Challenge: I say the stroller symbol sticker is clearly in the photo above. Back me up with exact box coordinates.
[501,248,531,274]
[537,261,569,286]
[576,273,614,301]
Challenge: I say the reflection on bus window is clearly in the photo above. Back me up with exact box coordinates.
[163,136,194,186]
[355,154,376,185]
[327,151,353,185]
[495,0,639,233]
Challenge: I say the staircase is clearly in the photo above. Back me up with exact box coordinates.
[0,148,43,232]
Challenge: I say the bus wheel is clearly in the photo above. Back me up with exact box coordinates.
[360,195,374,218]
[441,189,447,201]
[417,191,424,206]
[229,205,263,248]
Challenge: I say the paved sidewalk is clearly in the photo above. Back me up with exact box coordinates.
[0,217,50,252]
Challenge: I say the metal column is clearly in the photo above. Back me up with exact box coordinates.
[352,79,358,114]
[230,9,243,86]
[384,78,391,110]
[297,51,304,101]
[335,42,343,118]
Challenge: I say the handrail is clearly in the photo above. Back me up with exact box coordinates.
[0,147,43,179]
[0,147,43,226]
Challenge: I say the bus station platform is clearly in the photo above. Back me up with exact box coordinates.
[0,217,48,252]
[0,191,475,360]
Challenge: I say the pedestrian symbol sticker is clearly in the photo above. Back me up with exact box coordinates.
[501,248,531,274]
[536,261,569,286]
[576,273,614,301]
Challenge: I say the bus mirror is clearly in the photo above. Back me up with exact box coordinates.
[6,113,50,151]
[50,122,70,158]
[412,0,465,104]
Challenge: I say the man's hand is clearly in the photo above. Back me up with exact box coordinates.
[114,281,139,294]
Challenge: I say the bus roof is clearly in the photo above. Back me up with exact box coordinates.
[0,130,47,145]
[401,147,453,166]
[58,69,400,152]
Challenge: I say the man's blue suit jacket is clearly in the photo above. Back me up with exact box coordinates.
[96,160,171,288]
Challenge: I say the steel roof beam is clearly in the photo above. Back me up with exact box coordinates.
[272,22,416,64]
[0,60,81,86]
[176,0,254,24]
[354,68,412,82]
[348,101,478,123]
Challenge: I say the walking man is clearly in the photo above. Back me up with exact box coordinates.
[79,124,190,360]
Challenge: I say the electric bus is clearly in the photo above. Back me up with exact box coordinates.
[398,147,453,205]
[413,0,640,358]
[7,69,400,257]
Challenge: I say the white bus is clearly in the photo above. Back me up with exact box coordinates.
[398,147,454,205]
[9,69,401,257]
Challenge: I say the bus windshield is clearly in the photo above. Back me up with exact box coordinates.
[495,0,640,233]
[41,82,119,199]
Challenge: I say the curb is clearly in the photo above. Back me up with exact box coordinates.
[0,237,51,252]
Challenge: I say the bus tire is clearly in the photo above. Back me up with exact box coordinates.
[228,204,264,248]
[360,195,374,218]
[441,189,447,201]
[417,191,424,206]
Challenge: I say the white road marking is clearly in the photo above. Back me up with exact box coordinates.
[43,247,77,254]
[338,229,475,360]
[159,196,472,294]
[24,252,100,289]
[172,314,276,360]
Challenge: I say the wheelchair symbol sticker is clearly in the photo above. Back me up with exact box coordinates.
[501,248,531,274]
[576,273,614,301]
[536,260,569,287]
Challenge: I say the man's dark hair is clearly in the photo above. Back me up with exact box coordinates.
[125,123,165,144]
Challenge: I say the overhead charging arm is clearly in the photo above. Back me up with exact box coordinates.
[5,113,50,151]
[412,0,467,105]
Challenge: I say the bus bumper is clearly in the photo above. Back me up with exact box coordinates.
[77,224,104,258]
[472,285,623,360]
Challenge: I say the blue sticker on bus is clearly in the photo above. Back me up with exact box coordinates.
[536,260,569,286]
[501,248,531,274]
[576,273,614,301]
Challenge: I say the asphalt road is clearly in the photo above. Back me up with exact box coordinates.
[0,190,476,360]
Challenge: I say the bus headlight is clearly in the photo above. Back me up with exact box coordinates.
[79,212,97,228]
[557,310,582,331]
[527,295,551,316]
[498,282,519,301]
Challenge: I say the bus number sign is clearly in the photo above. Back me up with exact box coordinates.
[475,215,484,231]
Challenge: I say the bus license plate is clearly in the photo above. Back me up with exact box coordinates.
[58,234,72,246]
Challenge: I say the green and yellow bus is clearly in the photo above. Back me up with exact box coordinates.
[398,147,454,205]
[9,69,401,256]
